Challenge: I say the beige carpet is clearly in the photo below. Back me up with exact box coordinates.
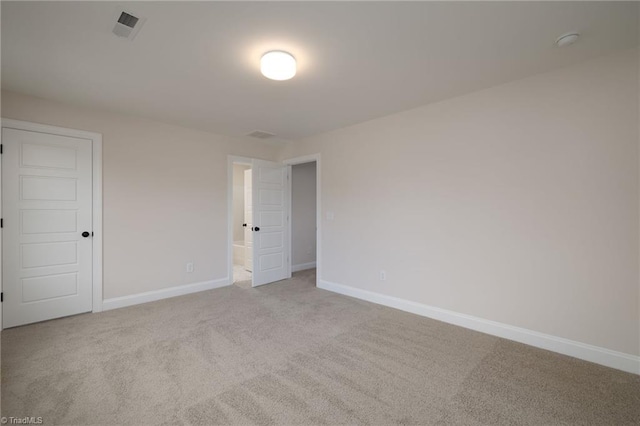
[2,269,639,425]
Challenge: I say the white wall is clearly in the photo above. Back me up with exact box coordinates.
[1,90,280,299]
[2,48,638,366]
[233,164,250,243]
[283,49,640,357]
[291,162,317,268]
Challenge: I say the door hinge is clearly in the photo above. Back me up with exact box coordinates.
[1,292,3,303]
[1,218,3,228]
[0,144,3,154]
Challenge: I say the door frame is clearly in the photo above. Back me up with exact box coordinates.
[0,118,103,329]
[227,154,321,288]
[283,153,321,286]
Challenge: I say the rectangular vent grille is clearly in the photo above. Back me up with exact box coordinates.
[117,12,139,28]
[247,130,275,139]
[112,10,145,40]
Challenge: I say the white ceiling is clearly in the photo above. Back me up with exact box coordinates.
[2,2,638,141]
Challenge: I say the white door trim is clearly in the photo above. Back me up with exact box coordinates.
[0,118,103,329]
[283,154,321,286]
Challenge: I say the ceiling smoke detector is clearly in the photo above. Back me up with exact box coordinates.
[247,130,276,139]
[112,11,146,40]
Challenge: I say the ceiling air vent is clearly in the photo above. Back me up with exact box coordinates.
[247,130,276,139]
[112,11,145,40]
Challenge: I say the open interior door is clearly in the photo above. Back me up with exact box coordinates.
[251,159,289,287]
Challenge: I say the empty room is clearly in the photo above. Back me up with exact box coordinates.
[1,1,639,425]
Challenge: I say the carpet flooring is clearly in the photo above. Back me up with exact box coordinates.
[2,269,639,425]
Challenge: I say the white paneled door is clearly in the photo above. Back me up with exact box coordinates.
[251,159,289,287]
[2,128,93,328]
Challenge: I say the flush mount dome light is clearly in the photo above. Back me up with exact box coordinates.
[555,33,580,47]
[260,51,296,81]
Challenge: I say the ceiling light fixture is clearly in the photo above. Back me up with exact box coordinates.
[555,33,580,47]
[260,51,296,81]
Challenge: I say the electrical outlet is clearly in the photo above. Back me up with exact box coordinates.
[379,270,386,281]
[186,262,194,273]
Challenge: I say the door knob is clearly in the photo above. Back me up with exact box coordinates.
[254,226,260,232]
[82,231,91,238]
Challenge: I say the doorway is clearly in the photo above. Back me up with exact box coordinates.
[228,156,291,288]
[290,162,317,274]
[228,155,319,289]
[231,162,252,287]
[284,154,321,287]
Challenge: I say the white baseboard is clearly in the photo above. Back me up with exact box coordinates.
[318,279,640,375]
[103,277,231,311]
[292,261,317,273]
